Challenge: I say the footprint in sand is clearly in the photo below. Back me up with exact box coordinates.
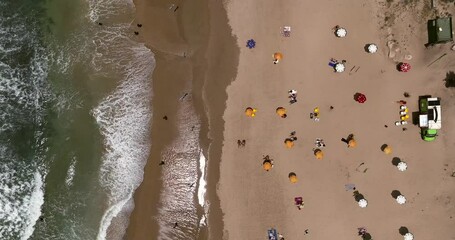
[387,40,400,59]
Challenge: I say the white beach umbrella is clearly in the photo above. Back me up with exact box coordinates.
[404,232,414,240]
[336,28,347,38]
[367,44,378,53]
[358,199,368,208]
[397,162,408,171]
[396,195,407,204]
[335,63,345,73]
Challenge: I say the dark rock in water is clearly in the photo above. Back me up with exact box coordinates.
[98,22,103,26]
[137,24,142,27]
[134,31,139,35]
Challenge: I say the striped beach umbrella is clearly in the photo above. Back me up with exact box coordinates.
[396,195,407,204]
[397,161,407,171]
[336,28,347,37]
[358,199,368,208]
[404,233,414,240]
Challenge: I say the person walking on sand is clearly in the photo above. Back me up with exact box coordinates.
[237,140,242,147]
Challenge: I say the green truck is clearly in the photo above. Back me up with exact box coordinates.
[419,96,441,141]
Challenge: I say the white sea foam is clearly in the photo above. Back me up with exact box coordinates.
[197,150,208,207]
[0,12,50,238]
[92,45,154,239]
[65,156,77,187]
[22,172,45,240]
[197,150,208,228]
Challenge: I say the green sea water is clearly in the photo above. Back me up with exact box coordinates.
[0,0,154,239]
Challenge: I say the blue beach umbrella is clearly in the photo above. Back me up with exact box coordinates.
[246,39,256,49]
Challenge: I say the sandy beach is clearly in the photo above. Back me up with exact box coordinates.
[219,0,455,239]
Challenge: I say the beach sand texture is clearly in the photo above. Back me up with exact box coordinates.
[219,0,455,239]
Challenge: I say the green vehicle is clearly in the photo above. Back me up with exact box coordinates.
[419,96,441,142]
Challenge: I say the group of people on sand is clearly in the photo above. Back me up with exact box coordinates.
[288,89,297,104]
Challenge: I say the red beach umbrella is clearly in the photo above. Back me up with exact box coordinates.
[399,62,411,72]
[355,93,367,103]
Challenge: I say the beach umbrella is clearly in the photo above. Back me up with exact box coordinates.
[396,195,407,204]
[273,52,283,63]
[348,139,357,148]
[245,107,257,117]
[285,139,294,148]
[336,27,347,38]
[383,145,392,154]
[355,93,367,103]
[399,62,411,72]
[404,233,414,240]
[276,107,287,117]
[289,172,298,183]
[246,39,256,49]
[314,149,324,160]
[335,63,345,72]
[367,44,378,53]
[397,161,408,171]
[358,199,368,208]
[263,161,272,171]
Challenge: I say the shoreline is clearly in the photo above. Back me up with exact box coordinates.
[125,0,239,238]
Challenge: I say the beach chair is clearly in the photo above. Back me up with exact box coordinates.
[283,26,291,37]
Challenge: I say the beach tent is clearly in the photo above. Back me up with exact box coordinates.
[404,233,414,240]
[367,44,378,53]
[427,17,453,46]
[314,149,324,160]
[276,107,287,117]
[335,27,347,38]
[348,139,357,148]
[289,172,298,183]
[383,145,392,154]
[396,195,406,204]
[335,63,345,72]
[285,139,294,148]
[245,107,257,117]
[263,160,273,171]
[397,161,408,171]
[358,199,368,208]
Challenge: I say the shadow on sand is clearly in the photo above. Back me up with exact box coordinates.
[392,157,401,166]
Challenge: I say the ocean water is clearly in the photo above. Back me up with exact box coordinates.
[0,0,155,239]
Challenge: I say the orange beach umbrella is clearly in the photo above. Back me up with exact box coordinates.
[314,149,324,160]
[263,160,272,171]
[289,172,298,183]
[276,107,287,117]
[348,139,357,148]
[285,139,294,148]
[245,107,257,117]
[383,145,392,154]
[273,52,283,60]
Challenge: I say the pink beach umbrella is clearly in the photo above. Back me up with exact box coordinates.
[399,62,411,72]
[355,93,367,103]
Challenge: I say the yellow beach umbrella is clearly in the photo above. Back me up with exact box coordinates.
[348,139,357,148]
[263,161,272,171]
[314,107,319,114]
[285,139,294,148]
[273,52,283,60]
[245,107,257,117]
[276,107,287,117]
[289,172,298,183]
[383,145,392,154]
[314,149,324,160]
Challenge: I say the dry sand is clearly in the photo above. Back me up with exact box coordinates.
[219,0,455,239]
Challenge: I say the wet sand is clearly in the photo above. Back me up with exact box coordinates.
[125,0,238,238]
[219,0,455,239]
